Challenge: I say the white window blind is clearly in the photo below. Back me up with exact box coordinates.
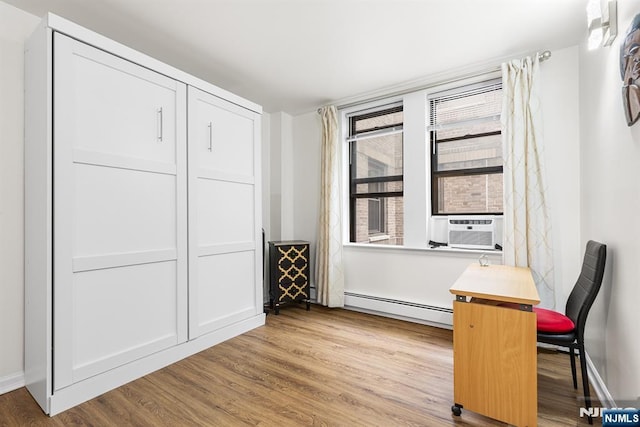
[427,79,502,133]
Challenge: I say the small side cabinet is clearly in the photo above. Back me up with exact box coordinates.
[269,241,311,314]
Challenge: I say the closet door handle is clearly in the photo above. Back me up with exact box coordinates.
[157,107,163,142]
[208,122,213,152]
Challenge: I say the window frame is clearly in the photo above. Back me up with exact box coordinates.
[347,103,404,243]
[428,80,504,216]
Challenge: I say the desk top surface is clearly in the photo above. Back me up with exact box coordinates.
[449,263,540,305]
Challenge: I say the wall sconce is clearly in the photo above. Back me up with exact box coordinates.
[587,0,617,50]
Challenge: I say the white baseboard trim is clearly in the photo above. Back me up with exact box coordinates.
[585,351,615,408]
[0,371,25,395]
[343,291,453,329]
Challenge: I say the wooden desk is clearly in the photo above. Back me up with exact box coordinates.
[449,263,540,427]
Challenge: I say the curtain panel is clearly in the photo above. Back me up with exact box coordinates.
[315,106,345,307]
[501,56,555,309]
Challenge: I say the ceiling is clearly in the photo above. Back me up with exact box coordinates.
[5,0,587,114]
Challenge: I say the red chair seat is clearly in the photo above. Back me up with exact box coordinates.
[498,303,575,333]
[534,307,575,333]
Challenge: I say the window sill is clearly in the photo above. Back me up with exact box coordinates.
[343,242,503,257]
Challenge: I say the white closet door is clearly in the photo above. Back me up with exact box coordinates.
[53,33,188,389]
[188,86,261,339]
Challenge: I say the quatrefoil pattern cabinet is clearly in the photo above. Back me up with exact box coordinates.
[268,241,311,314]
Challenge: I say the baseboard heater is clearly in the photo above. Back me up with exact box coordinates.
[343,291,453,327]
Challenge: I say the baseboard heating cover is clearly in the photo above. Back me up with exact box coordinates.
[344,292,453,328]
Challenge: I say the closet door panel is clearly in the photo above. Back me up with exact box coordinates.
[191,94,254,178]
[69,40,178,165]
[196,179,254,246]
[195,252,256,332]
[188,86,260,339]
[71,261,178,382]
[73,164,176,258]
[53,33,188,390]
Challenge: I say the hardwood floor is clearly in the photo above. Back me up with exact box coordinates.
[0,306,600,426]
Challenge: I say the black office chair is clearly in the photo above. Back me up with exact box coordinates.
[535,240,606,425]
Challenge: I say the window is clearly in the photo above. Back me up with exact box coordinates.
[428,79,503,215]
[348,104,403,245]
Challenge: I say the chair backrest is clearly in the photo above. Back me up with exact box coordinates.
[565,240,607,341]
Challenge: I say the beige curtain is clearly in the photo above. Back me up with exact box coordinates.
[501,55,555,309]
[315,106,345,307]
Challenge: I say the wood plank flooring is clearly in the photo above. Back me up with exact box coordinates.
[0,306,600,426]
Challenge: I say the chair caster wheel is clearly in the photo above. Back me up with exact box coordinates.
[451,404,462,416]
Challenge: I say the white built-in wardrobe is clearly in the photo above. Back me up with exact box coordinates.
[24,14,264,415]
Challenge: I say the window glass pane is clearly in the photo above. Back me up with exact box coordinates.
[355,110,403,133]
[436,134,502,171]
[435,173,503,214]
[354,134,403,179]
[368,198,384,233]
[353,197,403,244]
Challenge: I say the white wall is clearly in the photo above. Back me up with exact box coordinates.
[267,111,295,241]
[0,1,39,391]
[291,111,321,286]
[286,45,582,325]
[261,112,271,300]
[263,110,321,296]
[540,46,583,311]
[579,0,640,405]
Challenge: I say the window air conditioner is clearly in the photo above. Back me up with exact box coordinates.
[448,216,496,250]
